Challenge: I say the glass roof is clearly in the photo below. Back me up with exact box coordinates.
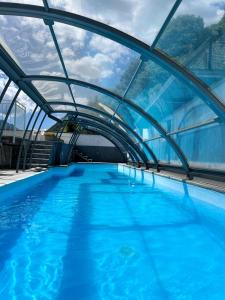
[50,104,76,112]
[54,22,140,93]
[0,16,64,76]
[71,84,119,114]
[48,0,176,45]
[157,0,225,104]
[32,81,74,103]
[126,60,217,132]
[0,0,224,172]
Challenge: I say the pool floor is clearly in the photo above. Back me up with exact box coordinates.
[0,164,225,299]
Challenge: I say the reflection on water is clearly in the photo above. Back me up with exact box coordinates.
[0,164,224,299]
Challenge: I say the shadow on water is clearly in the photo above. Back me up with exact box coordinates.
[57,183,95,300]
[69,168,85,177]
[0,176,59,270]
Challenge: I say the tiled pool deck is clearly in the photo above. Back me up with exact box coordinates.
[0,169,44,187]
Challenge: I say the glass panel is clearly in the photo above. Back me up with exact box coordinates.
[16,91,36,126]
[146,138,182,166]
[126,60,216,132]
[0,16,64,76]
[51,112,67,120]
[77,107,110,121]
[50,104,76,112]
[40,115,59,141]
[116,104,159,140]
[3,100,26,141]
[174,122,225,171]
[24,106,41,140]
[71,84,119,115]
[32,81,74,103]
[53,22,140,94]
[157,0,225,104]
[48,0,176,45]
[0,81,18,103]
[0,68,8,95]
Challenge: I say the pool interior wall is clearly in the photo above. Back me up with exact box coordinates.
[0,163,225,299]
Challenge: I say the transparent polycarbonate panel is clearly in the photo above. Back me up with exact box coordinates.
[2,100,26,140]
[110,119,138,143]
[53,22,140,94]
[126,60,217,132]
[49,0,176,45]
[24,106,41,140]
[16,91,36,127]
[39,115,59,141]
[0,81,18,103]
[147,138,182,166]
[77,107,110,121]
[71,84,119,114]
[0,0,42,4]
[174,122,225,171]
[50,104,76,112]
[116,104,159,140]
[138,142,152,161]
[0,16,63,76]
[51,112,67,120]
[157,0,225,105]
[0,69,8,95]
[32,81,74,103]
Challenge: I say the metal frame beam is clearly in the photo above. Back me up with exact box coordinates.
[78,125,136,163]
[76,119,143,163]
[74,120,134,161]
[50,104,158,165]
[67,122,129,163]
[76,117,148,163]
[0,44,52,113]
[0,3,224,121]
[48,101,158,164]
[151,0,182,48]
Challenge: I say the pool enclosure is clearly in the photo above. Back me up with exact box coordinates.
[0,0,224,179]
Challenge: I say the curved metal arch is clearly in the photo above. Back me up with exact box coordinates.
[51,110,153,164]
[77,124,136,163]
[74,115,148,163]
[64,113,144,163]
[25,76,189,171]
[77,117,148,163]
[67,118,130,162]
[0,6,198,173]
[76,118,143,163]
[0,3,224,120]
[70,122,135,163]
[47,100,158,165]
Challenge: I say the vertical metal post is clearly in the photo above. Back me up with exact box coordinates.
[13,101,17,144]
[16,105,38,173]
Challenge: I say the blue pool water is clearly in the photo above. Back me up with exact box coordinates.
[0,164,225,299]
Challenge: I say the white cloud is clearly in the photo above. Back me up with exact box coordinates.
[65,53,113,81]
[89,35,128,59]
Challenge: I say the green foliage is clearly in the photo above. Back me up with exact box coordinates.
[158,15,205,61]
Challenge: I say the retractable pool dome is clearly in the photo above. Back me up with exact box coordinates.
[0,0,225,178]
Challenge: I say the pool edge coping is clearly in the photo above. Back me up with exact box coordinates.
[119,164,225,195]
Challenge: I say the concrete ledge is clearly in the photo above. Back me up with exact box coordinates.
[120,164,225,194]
[0,169,45,188]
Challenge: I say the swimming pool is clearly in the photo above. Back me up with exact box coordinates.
[0,163,225,299]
